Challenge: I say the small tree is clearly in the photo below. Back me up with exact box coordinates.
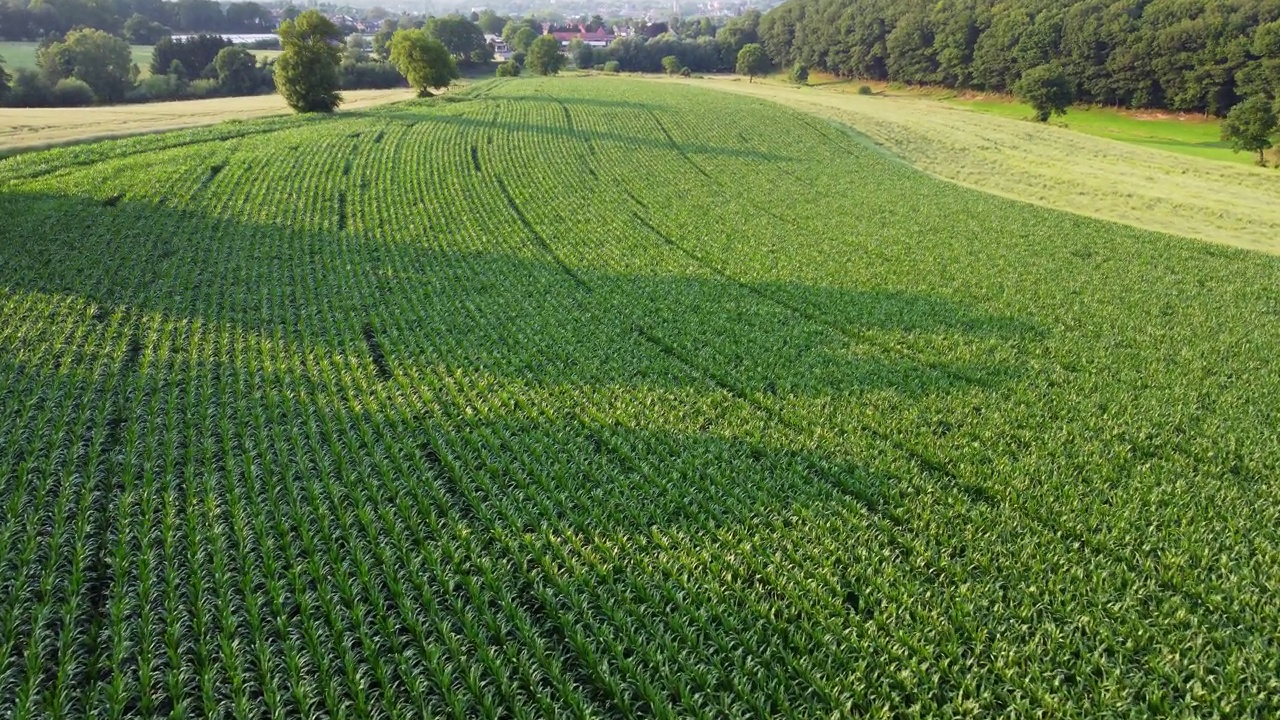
[1221,95,1278,166]
[495,60,520,77]
[37,29,135,103]
[603,60,620,74]
[372,20,397,61]
[572,41,594,70]
[275,9,344,113]
[661,55,680,75]
[389,29,459,96]
[526,34,565,76]
[1015,64,1073,122]
[345,33,368,62]
[789,61,809,85]
[735,43,769,83]
[7,68,53,107]
[215,46,260,95]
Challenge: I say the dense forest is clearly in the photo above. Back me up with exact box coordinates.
[758,0,1280,114]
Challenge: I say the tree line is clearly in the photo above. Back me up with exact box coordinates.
[757,0,1280,117]
[0,0,276,42]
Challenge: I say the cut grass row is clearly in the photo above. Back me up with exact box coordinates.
[1,76,1279,717]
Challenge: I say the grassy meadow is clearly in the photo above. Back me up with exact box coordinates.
[948,95,1243,164]
[0,40,281,79]
[0,40,154,74]
[800,74,1254,166]
[2,77,1280,717]
[695,76,1280,254]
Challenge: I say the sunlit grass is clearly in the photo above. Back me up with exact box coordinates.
[686,76,1280,255]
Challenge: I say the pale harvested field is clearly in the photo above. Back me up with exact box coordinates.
[0,89,415,153]
[681,77,1280,255]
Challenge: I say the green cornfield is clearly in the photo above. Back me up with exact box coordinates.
[1,77,1278,718]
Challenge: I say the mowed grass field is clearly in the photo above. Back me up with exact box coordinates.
[950,96,1240,163]
[2,77,1280,717]
[695,77,1280,254]
[0,89,416,154]
[800,75,1246,166]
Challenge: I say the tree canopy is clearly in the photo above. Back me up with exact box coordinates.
[758,0,1280,115]
[214,46,259,95]
[389,28,459,96]
[1222,95,1278,165]
[275,9,344,114]
[37,28,134,103]
[152,34,231,78]
[526,34,566,76]
[1016,64,1074,121]
[736,43,770,82]
[1,0,282,40]
[426,14,490,65]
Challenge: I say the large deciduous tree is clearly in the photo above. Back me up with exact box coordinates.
[214,46,260,95]
[426,14,489,64]
[1221,95,1278,165]
[526,34,565,76]
[389,28,459,96]
[275,9,344,113]
[37,28,134,103]
[735,42,769,82]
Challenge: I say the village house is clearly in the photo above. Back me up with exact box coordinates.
[542,24,617,48]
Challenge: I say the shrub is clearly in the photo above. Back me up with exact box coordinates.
[603,61,620,74]
[188,79,223,99]
[510,51,526,68]
[662,55,680,75]
[242,38,282,50]
[857,84,873,95]
[789,62,809,85]
[680,67,691,77]
[6,68,53,107]
[340,61,406,90]
[52,78,95,106]
[495,60,520,77]
[127,73,185,103]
